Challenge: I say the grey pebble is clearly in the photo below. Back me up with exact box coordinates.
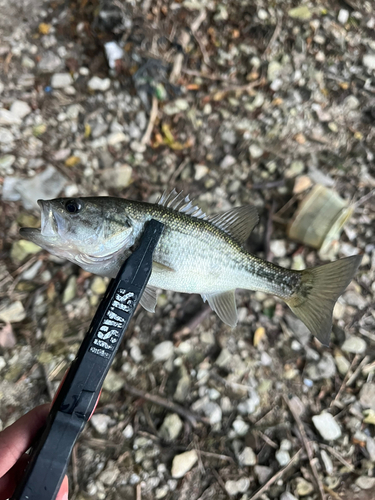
[37,51,63,73]
[254,465,273,484]
[0,128,14,145]
[359,383,375,411]
[355,476,375,490]
[0,154,16,171]
[159,413,183,441]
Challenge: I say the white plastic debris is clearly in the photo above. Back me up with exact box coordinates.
[104,41,124,69]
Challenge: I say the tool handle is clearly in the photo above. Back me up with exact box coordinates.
[11,219,164,500]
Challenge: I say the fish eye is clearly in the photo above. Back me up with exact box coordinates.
[64,199,82,214]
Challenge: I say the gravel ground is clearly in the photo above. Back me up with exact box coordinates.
[1,1,375,499]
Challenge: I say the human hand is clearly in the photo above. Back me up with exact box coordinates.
[0,404,69,500]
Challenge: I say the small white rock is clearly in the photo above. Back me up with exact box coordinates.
[88,76,111,92]
[130,140,146,153]
[312,412,342,441]
[225,480,239,496]
[0,109,22,125]
[130,345,143,363]
[220,154,236,169]
[0,356,6,371]
[249,144,264,159]
[171,450,198,478]
[90,414,114,434]
[51,72,73,88]
[10,100,31,119]
[194,164,209,181]
[270,239,287,258]
[239,446,257,466]
[159,413,183,441]
[107,132,129,146]
[237,477,250,493]
[232,419,249,437]
[0,301,26,323]
[363,54,375,71]
[338,9,349,24]
[152,341,174,362]
[123,424,134,439]
[104,41,124,69]
[342,336,367,354]
[355,476,375,490]
[275,449,290,466]
[0,154,16,170]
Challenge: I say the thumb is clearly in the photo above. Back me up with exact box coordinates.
[56,475,69,500]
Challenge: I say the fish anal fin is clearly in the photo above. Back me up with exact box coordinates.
[207,206,259,244]
[202,290,238,327]
[140,285,158,313]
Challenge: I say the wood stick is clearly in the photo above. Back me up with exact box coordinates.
[122,382,209,427]
[249,449,302,500]
[141,95,158,145]
[283,395,325,500]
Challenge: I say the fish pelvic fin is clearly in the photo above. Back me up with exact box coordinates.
[140,285,158,313]
[285,255,362,346]
[202,290,237,327]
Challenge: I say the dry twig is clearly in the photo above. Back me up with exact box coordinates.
[319,443,354,472]
[136,483,142,500]
[212,468,230,498]
[207,78,264,98]
[141,95,158,145]
[283,395,326,500]
[249,449,302,500]
[346,355,371,387]
[331,354,360,406]
[122,382,209,427]
[173,304,211,341]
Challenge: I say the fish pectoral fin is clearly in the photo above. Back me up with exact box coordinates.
[75,253,110,265]
[140,285,158,313]
[153,261,175,273]
[207,206,259,245]
[202,290,238,328]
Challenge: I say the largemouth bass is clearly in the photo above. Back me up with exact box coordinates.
[20,189,362,345]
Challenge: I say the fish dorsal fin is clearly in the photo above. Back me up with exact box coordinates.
[140,285,158,313]
[157,189,206,219]
[202,290,238,328]
[207,206,259,244]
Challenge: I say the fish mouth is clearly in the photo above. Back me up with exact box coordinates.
[19,199,59,242]
[39,200,59,236]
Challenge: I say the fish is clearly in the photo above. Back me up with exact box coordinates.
[19,189,362,345]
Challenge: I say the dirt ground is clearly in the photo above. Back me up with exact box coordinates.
[0,1,375,499]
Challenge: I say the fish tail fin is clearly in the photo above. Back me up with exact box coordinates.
[285,255,362,345]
